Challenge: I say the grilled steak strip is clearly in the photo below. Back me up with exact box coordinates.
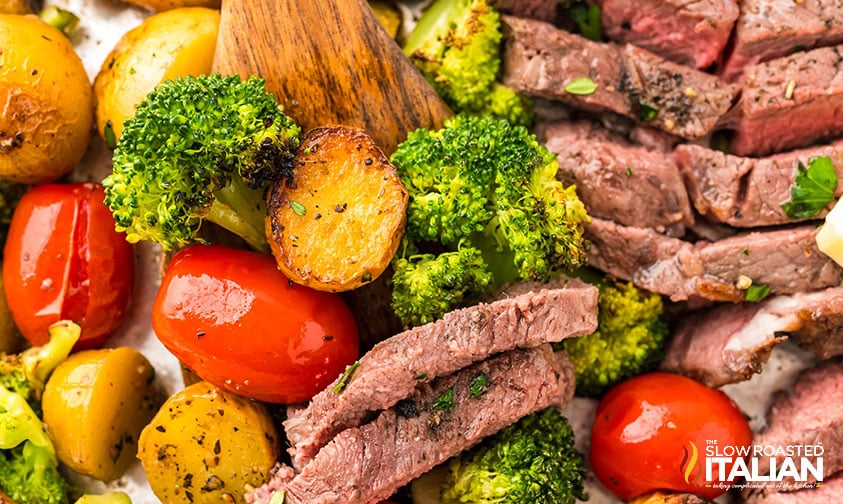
[500,15,738,140]
[585,218,842,303]
[676,142,843,228]
[541,120,693,237]
[722,0,843,82]
[729,45,843,156]
[259,346,575,504]
[595,0,739,69]
[751,360,843,486]
[284,277,598,469]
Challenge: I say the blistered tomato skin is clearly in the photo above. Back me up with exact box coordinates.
[590,372,752,501]
[152,244,360,404]
[2,183,135,349]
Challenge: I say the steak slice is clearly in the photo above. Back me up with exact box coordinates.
[729,45,843,156]
[595,0,739,69]
[751,360,843,486]
[249,346,576,504]
[585,218,842,303]
[500,15,738,140]
[284,277,598,469]
[722,0,843,82]
[676,142,843,228]
[492,0,567,25]
[542,120,693,237]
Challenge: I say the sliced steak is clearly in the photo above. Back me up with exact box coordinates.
[729,45,843,156]
[500,15,738,140]
[284,277,598,469]
[676,142,843,228]
[251,346,575,504]
[663,287,843,386]
[492,0,568,25]
[722,0,843,82]
[751,360,843,485]
[595,0,739,69]
[585,218,842,303]
[542,120,693,236]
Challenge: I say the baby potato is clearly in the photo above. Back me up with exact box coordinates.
[121,0,220,12]
[266,126,409,292]
[138,381,281,504]
[0,0,33,14]
[0,14,93,184]
[93,7,219,144]
[41,347,160,482]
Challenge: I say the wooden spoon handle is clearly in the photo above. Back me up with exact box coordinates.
[213,0,453,153]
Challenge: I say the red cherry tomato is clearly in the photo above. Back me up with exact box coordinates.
[3,183,135,349]
[590,372,752,501]
[152,244,360,404]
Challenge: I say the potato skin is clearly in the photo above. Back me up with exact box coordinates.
[0,14,93,184]
[138,381,281,504]
[42,347,160,482]
[121,0,220,12]
[93,7,219,143]
[266,126,408,292]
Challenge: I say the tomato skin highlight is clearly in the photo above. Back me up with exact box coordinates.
[152,244,360,404]
[2,182,135,349]
[590,372,752,501]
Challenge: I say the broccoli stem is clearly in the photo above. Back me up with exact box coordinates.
[207,178,270,254]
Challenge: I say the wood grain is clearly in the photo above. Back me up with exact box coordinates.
[213,0,453,154]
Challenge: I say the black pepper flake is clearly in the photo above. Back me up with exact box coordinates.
[323,335,334,341]
[201,475,225,492]
[196,331,205,339]
[155,425,166,432]
[364,158,373,165]
[334,203,347,213]
[214,439,221,454]
[396,399,419,418]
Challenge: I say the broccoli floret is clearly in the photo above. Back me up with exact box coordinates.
[563,272,668,397]
[0,321,79,417]
[440,408,588,504]
[389,114,589,326]
[0,181,28,250]
[103,73,301,252]
[403,0,534,127]
[0,383,69,504]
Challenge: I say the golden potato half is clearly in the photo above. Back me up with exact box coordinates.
[94,6,219,144]
[121,0,220,12]
[0,14,93,184]
[267,126,409,292]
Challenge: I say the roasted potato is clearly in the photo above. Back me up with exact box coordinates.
[93,7,219,144]
[266,126,408,292]
[121,0,220,12]
[0,0,32,14]
[0,14,93,184]
[137,381,281,504]
[42,347,160,482]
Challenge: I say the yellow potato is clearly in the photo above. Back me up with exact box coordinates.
[93,7,219,144]
[0,14,93,183]
[122,0,220,12]
[266,126,409,292]
[0,0,32,14]
[42,347,160,482]
[138,381,281,504]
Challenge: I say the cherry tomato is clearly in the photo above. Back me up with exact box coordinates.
[590,372,752,501]
[152,244,360,404]
[3,183,135,349]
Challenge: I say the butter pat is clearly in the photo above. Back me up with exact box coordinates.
[816,198,843,266]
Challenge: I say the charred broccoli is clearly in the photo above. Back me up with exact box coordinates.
[403,0,534,127]
[103,73,301,252]
[563,271,668,397]
[389,114,589,326]
[440,408,588,503]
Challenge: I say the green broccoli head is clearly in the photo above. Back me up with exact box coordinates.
[441,408,588,504]
[391,239,494,326]
[563,274,668,397]
[0,320,79,416]
[103,73,301,252]
[403,0,534,127]
[0,386,69,504]
[389,114,589,326]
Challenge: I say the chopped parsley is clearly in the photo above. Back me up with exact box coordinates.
[469,373,491,398]
[569,2,601,41]
[781,156,838,219]
[432,386,455,411]
[639,102,659,122]
[745,283,771,302]
[565,77,598,96]
[290,200,307,216]
[332,361,360,394]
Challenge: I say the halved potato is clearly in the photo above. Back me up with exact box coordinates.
[266,126,408,292]
[121,0,220,12]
